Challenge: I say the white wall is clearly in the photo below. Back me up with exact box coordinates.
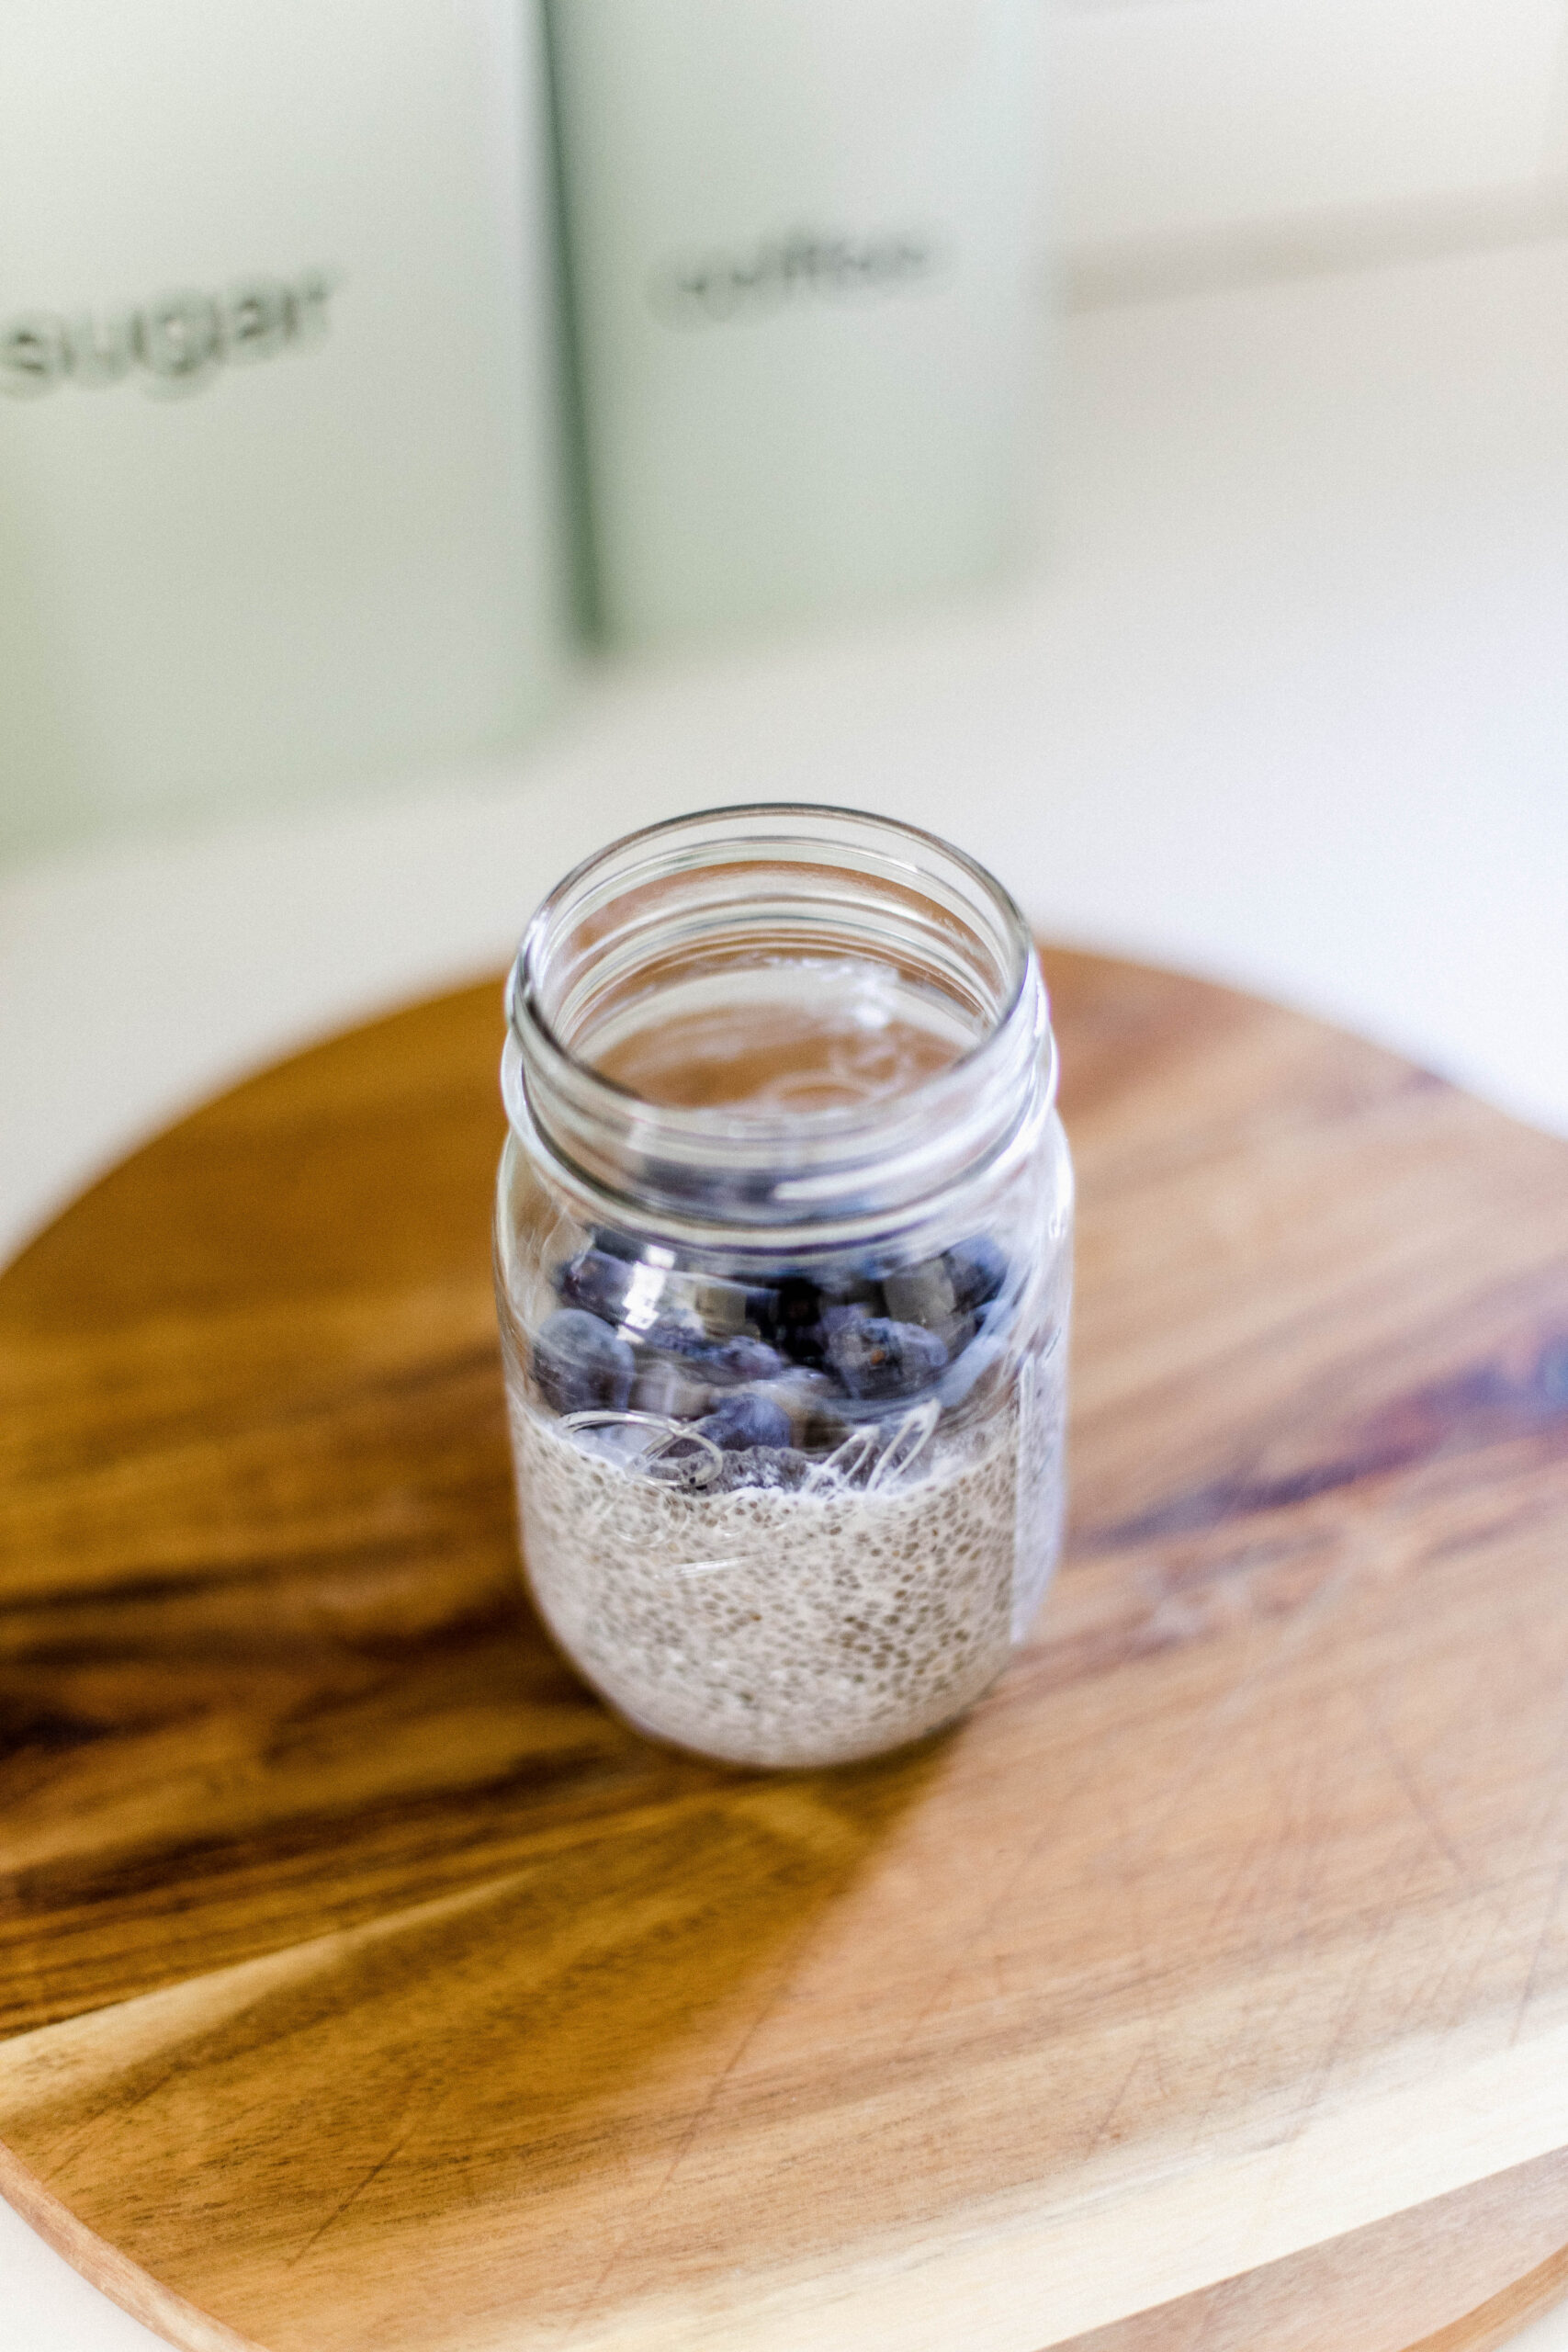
[1055,0,1568,298]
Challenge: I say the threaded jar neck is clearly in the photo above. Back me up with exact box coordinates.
[504,804,1053,1245]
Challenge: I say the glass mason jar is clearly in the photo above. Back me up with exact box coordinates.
[494,805,1072,1769]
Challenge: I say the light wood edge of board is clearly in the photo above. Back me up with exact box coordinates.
[1413,2248,1568,2352]
[4,2109,1562,2352]
[1049,2146,1568,2352]
[0,2133,261,2352]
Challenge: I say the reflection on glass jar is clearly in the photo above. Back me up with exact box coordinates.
[494,804,1073,1769]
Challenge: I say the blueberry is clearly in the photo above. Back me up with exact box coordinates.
[635,1317,781,1382]
[825,1317,948,1403]
[751,1369,848,1450]
[752,1269,886,1364]
[744,1282,781,1334]
[641,1312,710,1358]
[945,1236,1008,1313]
[556,1246,637,1324]
[712,1334,786,1382]
[533,1309,635,1416]
[767,1273,827,1360]
[696,1392,795,1452]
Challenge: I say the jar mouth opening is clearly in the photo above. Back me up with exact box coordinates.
[505,803,1050,1227]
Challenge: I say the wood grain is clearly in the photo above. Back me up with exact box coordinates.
[1,953,1566,2352]
[1054,2145,1568,2352]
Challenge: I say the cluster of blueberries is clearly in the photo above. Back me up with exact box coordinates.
[531,1228,1011,1476]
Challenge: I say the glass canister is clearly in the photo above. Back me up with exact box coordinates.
[494,805,1073,1769]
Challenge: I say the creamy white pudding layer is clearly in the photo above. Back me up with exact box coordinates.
[513,1393,1046,1769]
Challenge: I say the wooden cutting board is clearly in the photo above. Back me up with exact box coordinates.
[2,951,1567,2352]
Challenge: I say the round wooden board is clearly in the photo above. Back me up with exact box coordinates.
[2,951,1567,2352]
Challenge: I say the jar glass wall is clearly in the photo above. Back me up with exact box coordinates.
[495,805,1072,1768]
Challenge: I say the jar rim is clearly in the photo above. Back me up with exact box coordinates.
[505,802,1053,1234]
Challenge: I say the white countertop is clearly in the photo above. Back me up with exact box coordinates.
[3,233,1566,2348]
